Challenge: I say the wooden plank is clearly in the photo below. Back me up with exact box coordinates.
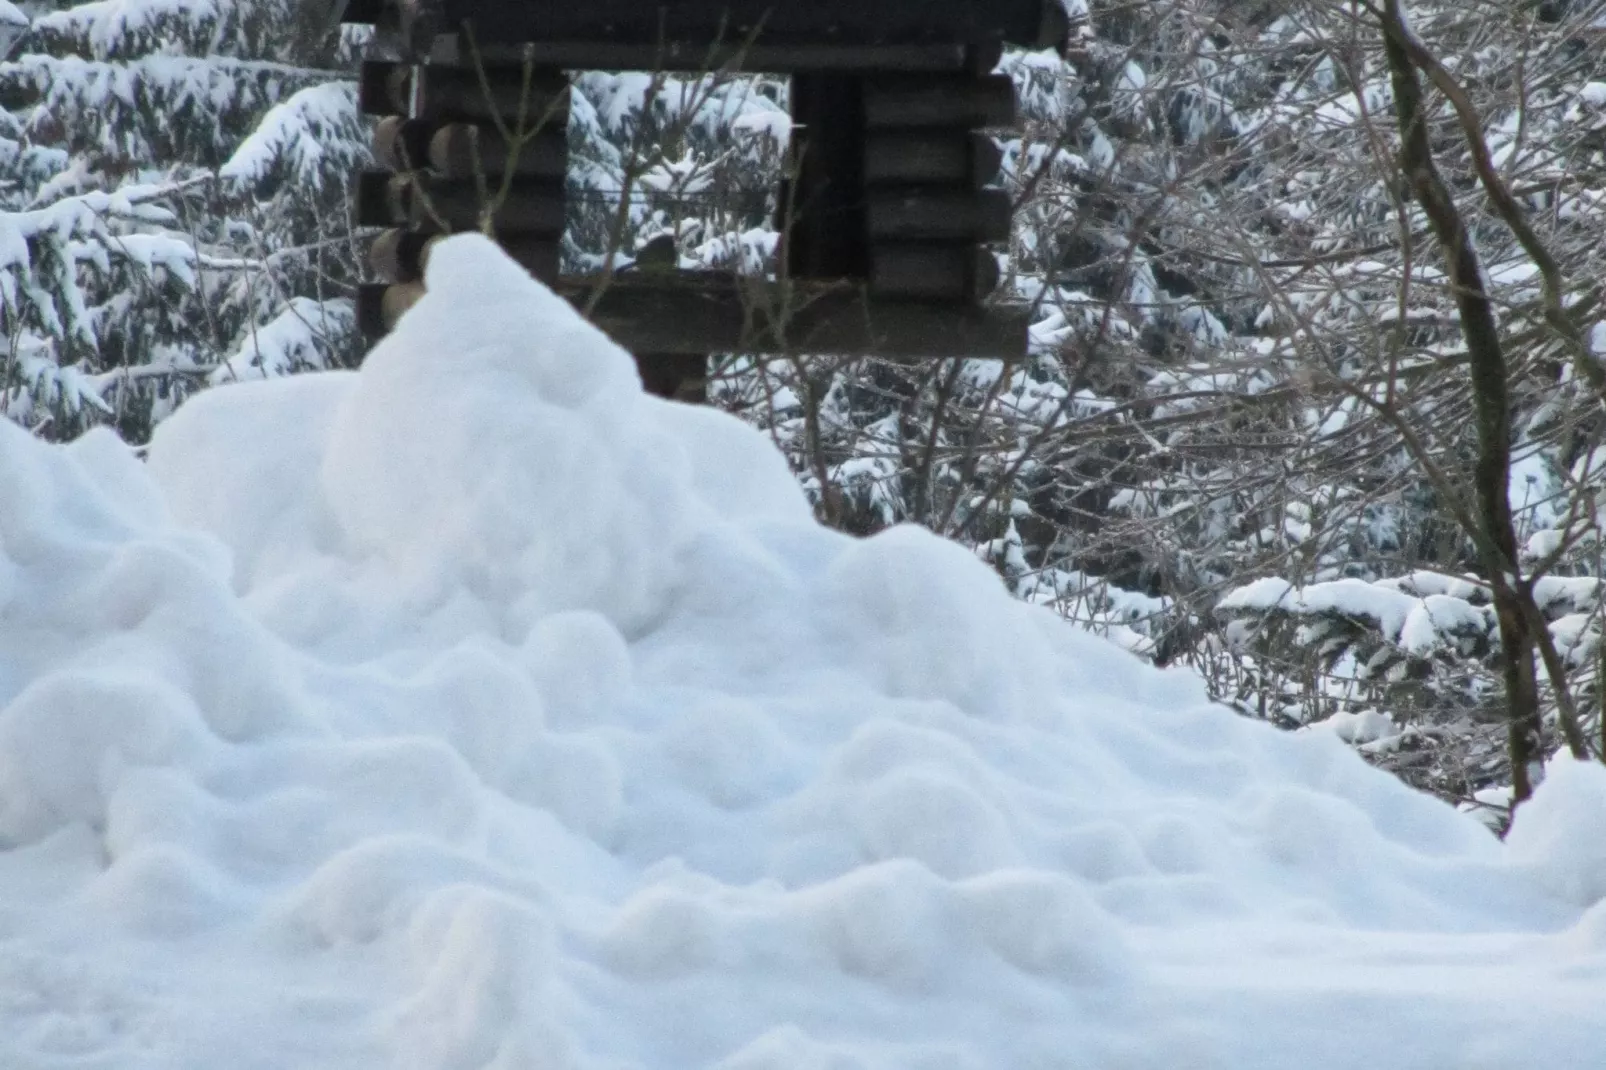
[369,228,560,284]
[413,64,571,125]
[368,228,438,283]
[866,188,1012,242]
[428,124,567,180]
[784,74,869,280]
[360,276,1027,358]
[356,171,566,234]
[558,278,1028,358]
[373,116,433,171]
[425,0,1062,50]
[418,177,565,233]
[864,74,1018,129]
[354,169,412,227]
[373,0,441,58]
[636,353,709,402]
[864,130,1002,187]
[395,174,565,233]
[342,0,388,22]
[429,36,976,73]
[869,243,999,301]
[498,235,562,282]
[357,60,409,117]
[356,281,426,337]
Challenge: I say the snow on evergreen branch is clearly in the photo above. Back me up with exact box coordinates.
[1218,576,1497,659]
[210,296,354,382]
[1,53,322,164]
[0,183,177,271]
[4,343,112,423]
[32,0,227,57]
[220,81,363,189]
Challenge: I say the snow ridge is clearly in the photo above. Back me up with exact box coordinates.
[0,236,1603,1069]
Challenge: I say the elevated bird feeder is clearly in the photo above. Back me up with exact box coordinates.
[344,0,1066,397]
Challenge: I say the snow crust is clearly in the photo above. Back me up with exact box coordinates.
[2,234,1605,1068]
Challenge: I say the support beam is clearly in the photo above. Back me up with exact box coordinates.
[561,278,1027,359]
[361,276,1026,358]
[784,74,869,281]
[431,38,979,74]
[405,0,1063,50]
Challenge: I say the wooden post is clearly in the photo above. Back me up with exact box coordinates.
[784,73,870,281]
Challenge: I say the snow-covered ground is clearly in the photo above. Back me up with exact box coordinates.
[2,234,1604,1069]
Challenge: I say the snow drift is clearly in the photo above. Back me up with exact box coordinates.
[1,234,1604,1069]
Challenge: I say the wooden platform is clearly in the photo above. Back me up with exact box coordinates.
[358,275,1028,360]
[345,0,1066,64]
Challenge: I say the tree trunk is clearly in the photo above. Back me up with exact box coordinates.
[1378,0,1545,802]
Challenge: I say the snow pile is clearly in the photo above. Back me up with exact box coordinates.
[2,235,1606,1069]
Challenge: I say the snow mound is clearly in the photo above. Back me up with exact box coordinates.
[2,234,1604,1068]
[1506,757,1606,907]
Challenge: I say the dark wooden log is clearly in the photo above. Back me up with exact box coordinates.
[354,169,414,227]
[429,36,975,73]
[357,281,427,336]
[385,281,426,327]
[360,274,1028,357]
[359,173,563,233]
[367,226,562,282]
[372,116,434,171]
[864,74,1018,129]
[368,228,439,283]
[413,63,570,125]
[341,0,387,23]
[366,0,441,58]
[558,278,1028,359]
[866,188,1012,242]
[497,235,562,282]
[636,353,708,402]
[357,282,384,337]
[425,0,1061,50]
[864,131,1003,187]
[358,60,409,117]
[403,175,566,234]
[364,10,411,63]
[368,228,558,284]
[869,243,1000,301]
[784,74,869,280]
[428,124,567,180]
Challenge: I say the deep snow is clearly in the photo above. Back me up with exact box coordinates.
[1,234,1604,1069]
